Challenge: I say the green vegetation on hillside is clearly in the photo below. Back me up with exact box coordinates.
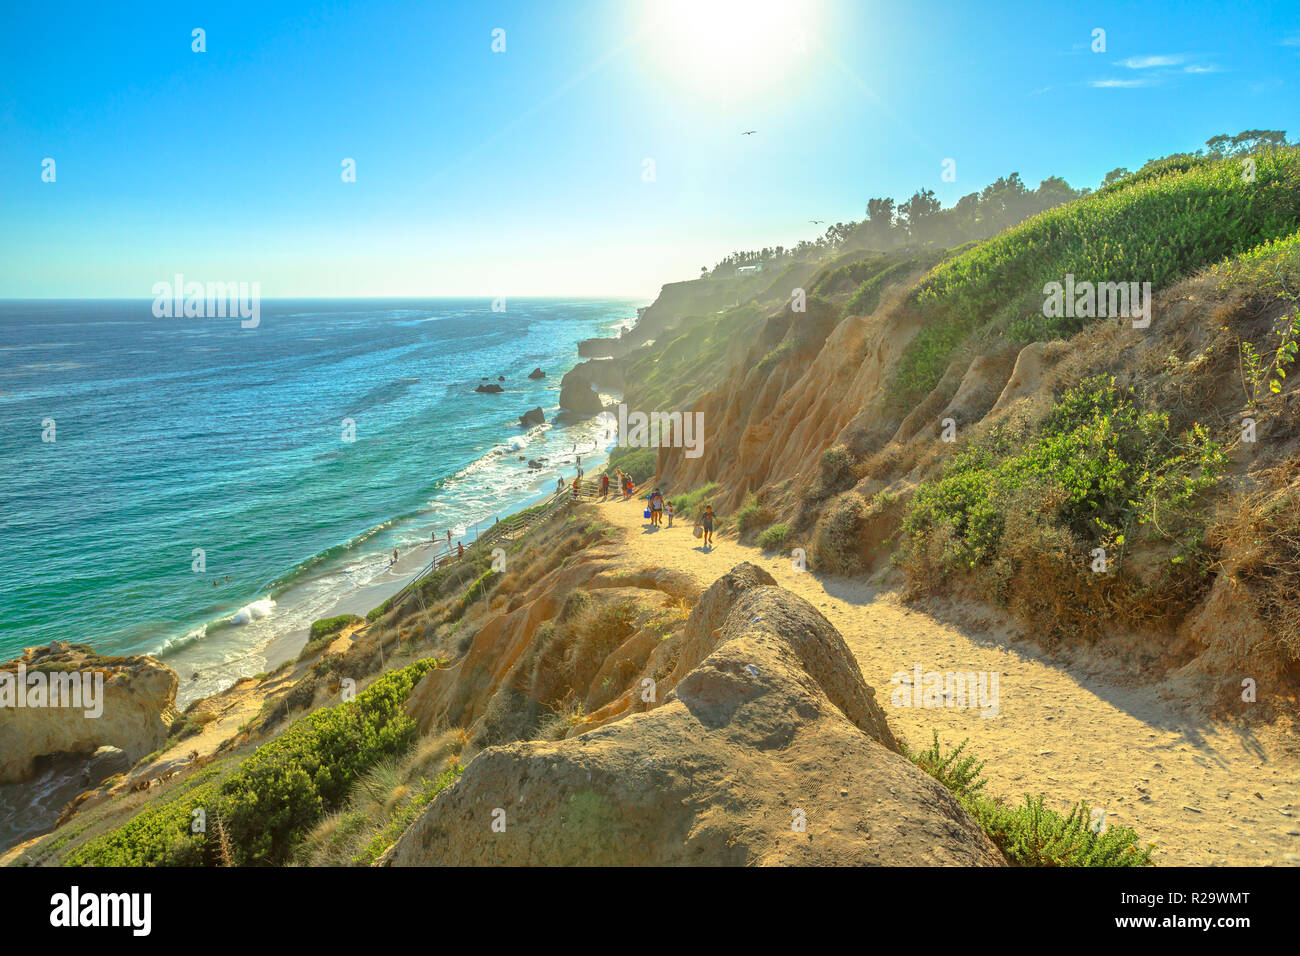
[892,147,1300,404]
[905,375,1226,567]
[67,659,438,866]
[902,376,1226,636]
[608,443,657,482]
[298,613,364,660]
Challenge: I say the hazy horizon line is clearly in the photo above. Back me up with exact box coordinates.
[0,293,658,302]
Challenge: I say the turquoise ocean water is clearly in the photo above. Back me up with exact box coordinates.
[0,298,634,704]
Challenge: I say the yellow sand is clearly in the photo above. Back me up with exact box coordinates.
[597,497,1300,866]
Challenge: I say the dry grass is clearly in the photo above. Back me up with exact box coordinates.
[1211,461,1300,666]
[297,728,464,867]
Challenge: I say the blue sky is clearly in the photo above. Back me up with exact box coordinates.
[1,0,1297,297]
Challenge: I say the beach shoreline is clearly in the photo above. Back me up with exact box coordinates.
[166,395,623,709]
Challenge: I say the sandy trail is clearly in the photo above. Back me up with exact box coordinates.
[596,497,1300,866]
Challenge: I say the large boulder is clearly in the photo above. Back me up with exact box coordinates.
[475,383,504,394]
[519,407,546,427]
[385,564,1003,866]
[0,643,178,784]
[558,368,605,415]
[528,368,546,380]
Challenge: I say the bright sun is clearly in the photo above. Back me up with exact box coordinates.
[641,0,821,102]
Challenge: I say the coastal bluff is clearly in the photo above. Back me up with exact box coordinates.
[0,642,177,784]
[384,563,1003,866]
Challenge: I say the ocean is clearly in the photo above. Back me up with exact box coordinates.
[0,298,635,706]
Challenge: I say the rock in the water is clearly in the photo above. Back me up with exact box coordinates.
[475,383,504,394]
[558,369,604,415]
[519,407,546,427]
[385,563,1003,867]
[528,367,546,379]
[527,459,544,469]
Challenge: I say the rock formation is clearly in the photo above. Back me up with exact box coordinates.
[558,362,614,415]
[385,564,1003,866]
[519,407,546,426]
[0,642,177,784]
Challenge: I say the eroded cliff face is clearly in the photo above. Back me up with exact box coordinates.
[0,642,177,784]
[602,246,1300,711]
[386,563,1000,866]
[402,542,700,752]
[653,283,928,511]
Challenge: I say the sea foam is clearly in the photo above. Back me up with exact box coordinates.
[231,597,276,626]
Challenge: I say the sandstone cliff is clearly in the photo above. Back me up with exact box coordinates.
[0,642,177,784]
[385,563,1002,866]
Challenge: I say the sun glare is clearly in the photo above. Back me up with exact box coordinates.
[641,0,821,102]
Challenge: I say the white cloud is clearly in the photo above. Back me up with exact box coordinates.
[1184,64,1221,73]
[1090,78,1150,88]
[1120,54,1184,69]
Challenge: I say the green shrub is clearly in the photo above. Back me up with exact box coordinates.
[903,375,1226,572]
[298,615,364,661]
[734,497,775,537]
[810,444,856,501]
[310,614,364,642]
[907,732,1153,867]
[812,492,867,573]
[971,795,1156,867]
[450,569,496,620]
[757,522,790,551]
[672,481,719,519]
[67,659,438,867]
[349,765,461,865]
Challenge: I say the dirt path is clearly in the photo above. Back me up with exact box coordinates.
[596,498,1300,866]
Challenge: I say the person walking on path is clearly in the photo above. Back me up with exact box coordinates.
[601,472,610,498]
[666,501,675,527]
[698,504,716,549]
[649,488,663,526]
[457,541,464,558]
